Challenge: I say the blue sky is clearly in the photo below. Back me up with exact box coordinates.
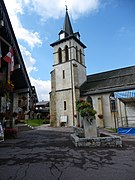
[3,0,135,101]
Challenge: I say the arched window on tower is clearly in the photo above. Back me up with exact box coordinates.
[76,46,78,62]
[87,96,93,108]
[58,48,62,63]
[65,45,69,62]
[80,49,82,64]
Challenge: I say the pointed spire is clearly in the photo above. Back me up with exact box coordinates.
[63,6,73,37]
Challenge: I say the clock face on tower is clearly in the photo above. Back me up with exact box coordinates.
[60,33,65,40]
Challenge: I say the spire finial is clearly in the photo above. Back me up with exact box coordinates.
[65,5,68,12]
[65,0,68,12]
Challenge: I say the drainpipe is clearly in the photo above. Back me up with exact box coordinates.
[69,40,75,126]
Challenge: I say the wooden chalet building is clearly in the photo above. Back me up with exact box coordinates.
[0,0,38,128]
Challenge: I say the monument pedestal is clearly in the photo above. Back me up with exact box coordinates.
[83,117,97,138]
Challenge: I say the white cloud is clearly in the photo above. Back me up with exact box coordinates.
[30,77,51,101]
[19,44,37,74]
[4,0,42,48]
[118,26,135,38]
[19,44,50,101]
[25,0,100,20]
[67,0,100,19]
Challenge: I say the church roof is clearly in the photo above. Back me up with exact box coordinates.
[63,9,73,36]
[50,35,86,48]
[50,8,86,48]
[80,65,135,96]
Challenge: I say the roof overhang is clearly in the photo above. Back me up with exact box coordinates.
[81,84,135,97]
[50,35,86,48]
[119,98,135,103]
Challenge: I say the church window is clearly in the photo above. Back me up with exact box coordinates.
[65,45,69,62]
[63,70,65,79]
[58,48,62,63]
[76,46,78,61]
[80,49,82,64]
[87,96,93,108]
[110,93,117,112]
[64,101,67,110]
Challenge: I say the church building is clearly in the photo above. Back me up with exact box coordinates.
[50,8,135,129]
[50,8,86,127]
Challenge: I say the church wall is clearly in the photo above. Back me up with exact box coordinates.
[73,60,86,87]
[55,62,72,90]
[50,70,56,126]
[50,92,56,126]
[116,99,126,127]
[90,95,104,128]
[55,90,74,126]
[83,93,115,128]
[101,94,114,128]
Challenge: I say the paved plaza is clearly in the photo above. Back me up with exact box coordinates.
[0,125,135,180]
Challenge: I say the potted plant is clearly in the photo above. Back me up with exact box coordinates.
[76,99,97,138]
[76,100,96,124]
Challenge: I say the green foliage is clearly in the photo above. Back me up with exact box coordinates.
[76,100,97,118]
[25,119,50,127]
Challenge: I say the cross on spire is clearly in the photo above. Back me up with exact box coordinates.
[65,5,68,12]
[63,5,73,36]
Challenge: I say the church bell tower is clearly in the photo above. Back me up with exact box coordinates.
[50,8,87,127]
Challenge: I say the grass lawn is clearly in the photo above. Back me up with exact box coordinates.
[25,119,50,127]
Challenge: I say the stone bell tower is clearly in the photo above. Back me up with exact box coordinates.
[50,7,87,127]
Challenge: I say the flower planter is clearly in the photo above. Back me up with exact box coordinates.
[83,117,97,138]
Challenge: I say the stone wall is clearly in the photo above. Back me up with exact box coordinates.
[73,126,84,138]
[71,133,122,148]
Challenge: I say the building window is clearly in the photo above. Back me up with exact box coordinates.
[58,48,62,63]
[63,70,65,79]
[110,93,117,112]
[64,101,66,110]
[80,49,82,64]
[87,96,93,108]
[65,45,69,62]
[76,46,78,61]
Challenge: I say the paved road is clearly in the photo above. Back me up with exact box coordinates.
[0,126,135,180]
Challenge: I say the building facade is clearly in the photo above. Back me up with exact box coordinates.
[0,0,38,128]
[80,68,135,129]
